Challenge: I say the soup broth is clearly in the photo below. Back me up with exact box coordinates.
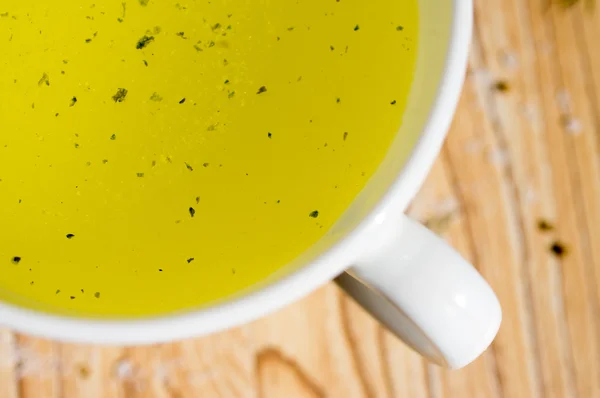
[0,0,418,316]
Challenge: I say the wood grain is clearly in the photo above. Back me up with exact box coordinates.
[1,0,600,396]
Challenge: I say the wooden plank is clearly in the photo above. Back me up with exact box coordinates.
[2,0,600,396]
[0,330,18,398]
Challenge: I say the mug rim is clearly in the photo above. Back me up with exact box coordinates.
[0,0,473,344]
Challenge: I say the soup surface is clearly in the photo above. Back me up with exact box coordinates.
[0,0,418,316]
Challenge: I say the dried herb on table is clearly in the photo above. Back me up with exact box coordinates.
[189,207,196,217]
[555,0,595,8]
[309,210,319,218]
[537,219,554,232]
[550,241,568,258]
[66,234,75,239]
[12,256,21,264]
[493,80,510,93]
[257,86,267,94]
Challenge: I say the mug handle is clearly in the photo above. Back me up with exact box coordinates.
[335,215,501,369]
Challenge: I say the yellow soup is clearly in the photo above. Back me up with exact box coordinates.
[0,0,418,316]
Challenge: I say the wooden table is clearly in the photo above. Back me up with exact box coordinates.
[2,0,600,396]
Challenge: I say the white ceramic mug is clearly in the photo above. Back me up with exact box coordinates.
[0,0,501,369]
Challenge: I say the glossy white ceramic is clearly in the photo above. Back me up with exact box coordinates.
[0,0,501,369]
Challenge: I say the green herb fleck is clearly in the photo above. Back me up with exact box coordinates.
[70,296,76,299]
[228,90,236,99]
[212,23,221,31]
[175,31,187,39]
[110,133,117,140]
[187,258,195,263]
[354,24,360,31]
[12,256,21,265]
[390,100,397,105]
[112,88,128,102]
[309,210,319,218]
[224,79,230,84]
[143,60,148,66]
[257,86,267,94]
[150,92,163,101]
[66,234,75,239]
[185,162,194,171]
[136,172,145,178]
[158,268,163,272]
[189,207,196,217]
[38,73,50,87]
[139,0,150,6]
[56,289,60,294]
[94,292,100,298]
[136,35,154,49]
[396,25,404,31]
[336,97,341,104]
[268,132,272,138]
[69,96,78,107]
[343,132,348,141]
[203,162,209,167]
[330,45,335,51]
[195,196,200,204]
[179,98,186,104]
[117,2,126,22]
